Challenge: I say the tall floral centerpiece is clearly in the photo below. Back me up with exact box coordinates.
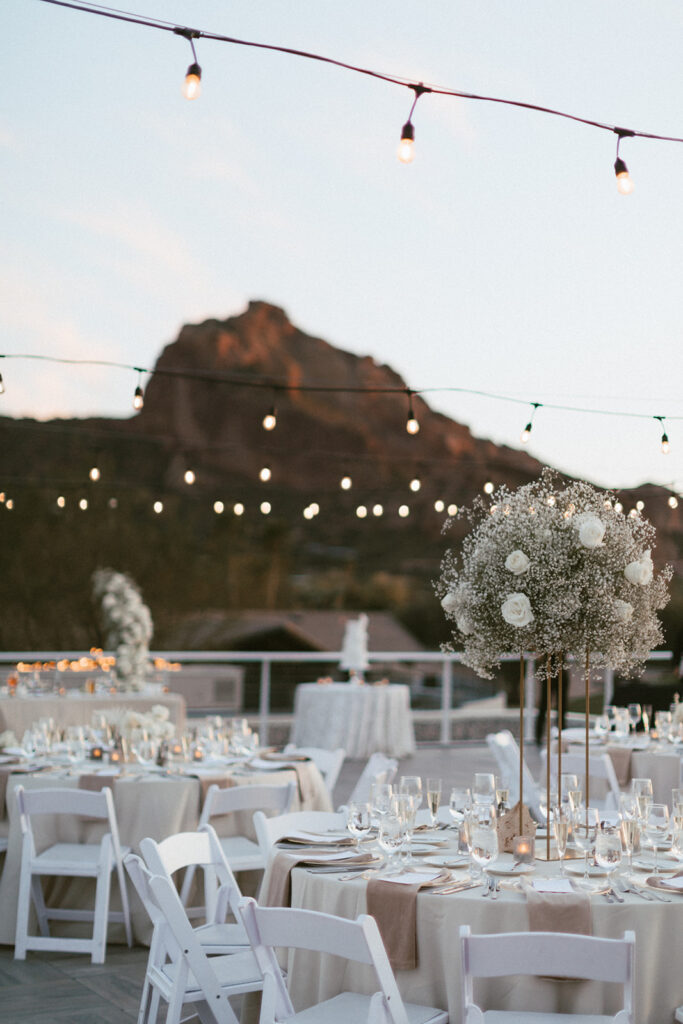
[438,469,671,845]
[92,569,153,692]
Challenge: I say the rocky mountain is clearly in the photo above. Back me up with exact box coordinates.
[1,300,681,651]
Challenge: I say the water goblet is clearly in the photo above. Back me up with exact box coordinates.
[595,827,622,888]
[346,801,372,848]
[449,787,471,827]
[643,803,670,874]
[632,778,653,823]
[472,773,495,806]
[426,778,442,827]
[671,827,683,862]
[370,782,394,828]
[628,703,642,735]
[594,713,610,740]
[672,788,683,817]
[378,812,403,874]
[400,775,423,811]
[469,823,498,883]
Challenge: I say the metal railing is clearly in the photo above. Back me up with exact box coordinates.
[0,648,674,747]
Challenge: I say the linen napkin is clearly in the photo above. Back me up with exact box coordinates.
[523,878,592,935]
[606,746,632,786]
[276,830,355,847]
[645,869,683,893]
[366,870,441,971]
[261,849,375,907]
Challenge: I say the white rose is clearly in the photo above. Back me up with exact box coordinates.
[577,515,605,549]
[505,550,531,575]
[614,599,634,622]
[456,614,474,636]
[624,551,653,586]
[151,704,170,721]
[441,592,459,615]
[501,592,534,628]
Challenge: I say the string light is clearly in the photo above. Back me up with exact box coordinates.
[184,468,196,485]
[483,481,494,495]
[303,507,314,519]
[5,499,13,510]
[372,503,384,517]
[406,391,420,435]
[262,404,277,431]
[340,475,352,490]
[434,499,445,512]
[175,29,202,100]
[614,129,635,195]
[356,505,367,518]
[398,504,410,517]
[234,502,244,516]
[260,501,271,515]
[409,477,421,492]
[213,500,224,514]
[520,402,541,445]
[655,416,670,454]
[133,368,145,410]
[636,500,645,511]
[89,465,101,481]
[154,500,163,514]
[56,495,66,508]
[669,496,679,509]
[614,501,623,513]
[0,373,5,395]
[108,497,118,509]
[79,498,88,510]
[259,466,271,482]
[447,503,458,516]
[309,502,320,515]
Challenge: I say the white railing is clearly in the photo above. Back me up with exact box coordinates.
[0,649,673,747]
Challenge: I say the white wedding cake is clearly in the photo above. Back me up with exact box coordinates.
[340,614,370,679]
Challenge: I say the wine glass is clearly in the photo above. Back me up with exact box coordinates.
[552,804,571,876]
[400,776,423,811]
[426,778,442,827]
[643,803,670,874]
[655,711,672,743]
[377,810,403,874]
[370,782,394,828]
[672,788,683,819]
[469,823,498,882]
[632,778,653,823]
[397,793,417,866]
[449,787,471,826]
[472,773,495,805]
[594,713,610,740]
[572,805,600,889]
[627,703,642,735]
[346,802,372,847]
[642,704,653,734]
[595,827,622,888]
[619,811,638,874]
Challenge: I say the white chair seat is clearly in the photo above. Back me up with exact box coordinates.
[33,842,131,874]
[158,948,262,994]
[194,920,249,950]
[218,835,264,871]
[287,993,447,1024]
[480,1014,616,1024]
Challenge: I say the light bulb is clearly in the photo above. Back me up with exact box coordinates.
[57,495,66,508]
[154,501,163,514]
[262,407,277,431]
[309,502,320,515]
[447,503,458,516]
[108,497,118,509]
[214,501,224,514]
[372,503,384,517]
[234,503,244,516]
[356,505,368,519]
[520,423,532,444]
[398,504,410,518]
[661,433,671,454]
[303,507,314,520]
[184,469,196,485]
[260,501,271,515]
[434,499,445,512]
[5,498,13,510]
[406,416,420,435]
[410,478,421,492]
[0,373,5,395]
[89,466,100,482]
[133,385,144,410]
[183,63,202,100]
[340,475,352,490]
[397,121,415,164]
[79,498,88,510]
[668,496,679,509]
[483,481,494,495]
[614,501,623,513]
[636,500,645,511]
[614,158,634,195]
[259,466,271,482]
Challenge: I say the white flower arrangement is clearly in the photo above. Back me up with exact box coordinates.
[96,704,175,742]
[438,469,671,679]
[92,569,153,692]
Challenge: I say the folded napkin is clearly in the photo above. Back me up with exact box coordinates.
[277,830,355,847]
[523,878,592,935]
[606,746,632,786]
[262,849,375,907]
[260,752,311,763]
[646,870,683,893]
[366,870,442,971]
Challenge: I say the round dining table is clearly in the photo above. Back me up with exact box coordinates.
[279,839,683,1024]
[0,756,331,946]
[291,682,416,758]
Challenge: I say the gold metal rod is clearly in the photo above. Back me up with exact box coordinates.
[558,654,563,810]
[546,653,552,860]
[585,648,590,809]
[519,654,524,836]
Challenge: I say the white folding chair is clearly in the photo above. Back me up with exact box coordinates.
[283,745,346,797]
[542,750,622,813]
[460,925,635,1023]
[486,730,545,821]
[128,857,264,1024]
[345,752,398,807]
[181,781,296,912]
[239,896,448,1024]
[140,825,251,948]
[14,784,132,963]
[254,809,347,862]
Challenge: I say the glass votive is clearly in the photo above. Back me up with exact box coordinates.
[513,835,535,863]
[91,746,103,761]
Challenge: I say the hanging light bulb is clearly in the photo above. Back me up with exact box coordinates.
[668,496,679,509]
[410,478,421,492]
[655,416,671,454]
[447,503,458,516]
[614,501,623,513]
[520,402,541,444]
[259,466,271,482]
[262,405,277,431]
[613,129,635,195]
[406,391,420,434]
[0,373,5,395]
[89,466,101,482]
[397,83,429,164]
[636,500,645,512]
[214,501,224,514]
[153,501,164,514]
[184,468,196,485]
[483,481,494,495]
[183,62,202,100]
[356,505,368,519]
[434,499,445,512]
[234,502,244,516]
[340,475,352,490]
[398,504,410,518]
[372,503,384,517]
[260,501,271,515]
[79,498,88,511]
[309,502,320,515]
[133,385,144,410]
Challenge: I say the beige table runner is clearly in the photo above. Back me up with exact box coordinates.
[524,878,592,934]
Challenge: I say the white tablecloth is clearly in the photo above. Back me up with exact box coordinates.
[291,683,415,758]
[281,857,683,1024]
[0,691,186,736]
[0,759,331,945]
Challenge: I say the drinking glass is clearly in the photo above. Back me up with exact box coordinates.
[613,708,630,741]
[370,782,394,828]
[628,703,642,734]
[426,778,442,827]
[448,787,471,829]
[567,786,583,813]
[472,773,495,805]
[672,788,683,818]
[378,811,403,873]
[595,827,623,886]
[671,827,683,862]
[495,783,510,814]
[572,805,600,888]
[643,803,670,874]
[397,793,417,866]
[469,824,498,882]
[594,713,610,739]
[619,815,638,873]
[346,802,372,846]
[655,711,672,742]
[552,805,571,876]
[400,776,423,811]
[642,704,653,734]
[632,778,653,823]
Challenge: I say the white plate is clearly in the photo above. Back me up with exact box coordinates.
[486,853,535,877]
[565,862,608,877]
[423,854,469,869]
[633,858,679,873]
[411,842,449,855]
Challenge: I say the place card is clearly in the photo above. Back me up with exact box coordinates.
[532,878,574,894]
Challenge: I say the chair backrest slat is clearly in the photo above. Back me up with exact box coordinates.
[202,781,296,821]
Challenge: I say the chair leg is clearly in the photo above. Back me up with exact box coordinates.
[30,876,50,937]
[196,997,240,1024]
[14,862,33,960]
[91,846,113,964]
[115,860,133,947]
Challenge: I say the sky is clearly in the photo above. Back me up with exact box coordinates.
[3,1,683,496]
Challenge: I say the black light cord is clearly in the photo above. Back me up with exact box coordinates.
[35,0,683,147]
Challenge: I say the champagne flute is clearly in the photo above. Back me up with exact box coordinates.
[642,704,653,734]
[426,778,442,827]
[627,703,642,735]
[644,803,670,874]
[632,778,653,823]
[495,782,510,814]
[572,805,600,889]
[568,787,583,813]
[620,816,638,874]
[397,793,417,866]
[552,804,570,876]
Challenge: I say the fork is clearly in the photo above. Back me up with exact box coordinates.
[491,878,499,900]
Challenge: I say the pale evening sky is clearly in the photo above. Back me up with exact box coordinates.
[3,1,683,496]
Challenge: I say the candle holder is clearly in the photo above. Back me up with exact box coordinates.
[513,835,535,864]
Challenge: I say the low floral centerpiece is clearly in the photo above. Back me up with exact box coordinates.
[438,469,671,841]
[92,569,153,692]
